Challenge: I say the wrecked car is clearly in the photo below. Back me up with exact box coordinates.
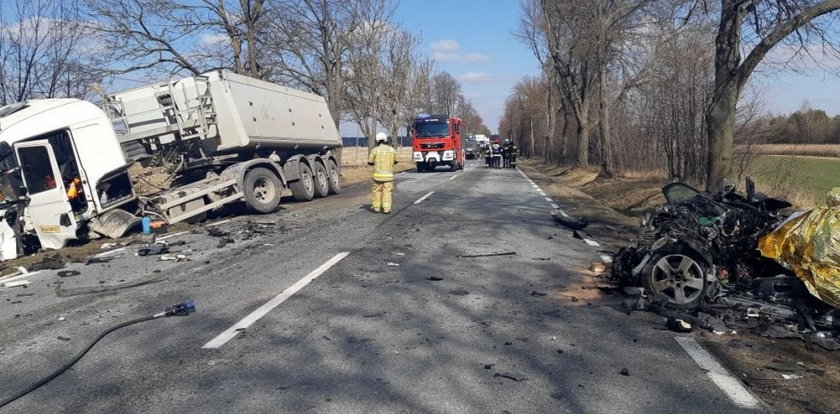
[612,179,793,307]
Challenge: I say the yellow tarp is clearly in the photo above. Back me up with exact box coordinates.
[759,188,840,309]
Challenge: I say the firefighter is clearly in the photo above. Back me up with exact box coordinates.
[490,140,502,168]
[368,132,397,214]
[502,139,518,168]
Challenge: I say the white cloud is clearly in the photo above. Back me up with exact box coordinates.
[430,39,491,63]
[201,33,229,47]
[431,39,460,52]
[459,72,496,83]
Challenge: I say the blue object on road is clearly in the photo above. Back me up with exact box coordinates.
[141,216,152,235]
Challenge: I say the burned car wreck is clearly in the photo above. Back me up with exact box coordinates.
[612,180,840,348]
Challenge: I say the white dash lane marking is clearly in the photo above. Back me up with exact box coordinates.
[675,337,760,409]
[544,197,553,202]
[449,175,459,181]
[203,252,351,349]
[414,191,434,205]
[551,203,560,209]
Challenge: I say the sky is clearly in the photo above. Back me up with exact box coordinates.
[387,0,840,134]
[389,0,543,135]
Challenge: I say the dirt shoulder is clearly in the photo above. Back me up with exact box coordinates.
[517,158,840,414]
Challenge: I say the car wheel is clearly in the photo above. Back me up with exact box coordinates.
[643,248,708,307]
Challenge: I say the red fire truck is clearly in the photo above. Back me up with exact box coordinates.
[411,114,464,172]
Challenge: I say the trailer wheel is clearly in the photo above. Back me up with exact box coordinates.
[327,160,341,194]
[244,167,282,213]
[289,162,315,201]
[313,162,330,198]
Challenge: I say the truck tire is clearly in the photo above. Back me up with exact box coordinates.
[243,167,282,213]
[313,161,330,198]
[416,162,425,173]
[450,162,458,171]
[289,162,315,201]
[327,160,341,194]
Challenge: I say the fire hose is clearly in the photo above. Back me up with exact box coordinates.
[0,301,196,409]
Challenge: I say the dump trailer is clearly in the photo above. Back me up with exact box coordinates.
[0,70,342,260]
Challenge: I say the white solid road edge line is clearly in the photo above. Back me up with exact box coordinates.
[413,191,434,205]
[449,175,459,181]
[675,337,760,409]
[202,252,351,349]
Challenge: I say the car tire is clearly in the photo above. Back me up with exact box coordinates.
[642,246,708,308]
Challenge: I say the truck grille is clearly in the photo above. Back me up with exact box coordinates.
[420,143,445,149]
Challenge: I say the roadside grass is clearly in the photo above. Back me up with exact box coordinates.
[746,155,840,208]
[340,146,415,187]
[745,144,840,158]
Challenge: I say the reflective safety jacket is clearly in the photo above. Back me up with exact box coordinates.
[368,144,397,182]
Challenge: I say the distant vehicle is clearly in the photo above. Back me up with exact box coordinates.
[464,134,478,160]
[411,114,464,172]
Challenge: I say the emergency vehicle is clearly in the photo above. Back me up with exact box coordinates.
[411,114,464,172]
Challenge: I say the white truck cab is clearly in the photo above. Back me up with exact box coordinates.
[0,99,136,258]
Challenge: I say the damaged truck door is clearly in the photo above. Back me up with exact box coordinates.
[15,137,79,249]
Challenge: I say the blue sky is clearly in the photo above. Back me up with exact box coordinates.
[393,0,543,134]
[391,0,840,132]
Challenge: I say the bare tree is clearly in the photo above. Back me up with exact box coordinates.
[264,0,379,126]
[378,29,421,144]
[431,72,461,115]
[343,0,396,148]
[703,0,840,190]
[0,0,99,104]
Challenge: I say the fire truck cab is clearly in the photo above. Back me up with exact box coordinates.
[411,114,464,172]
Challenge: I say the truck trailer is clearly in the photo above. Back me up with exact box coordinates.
[0,70,342,260]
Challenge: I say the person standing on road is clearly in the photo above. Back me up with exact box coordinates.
[368,132,397,214]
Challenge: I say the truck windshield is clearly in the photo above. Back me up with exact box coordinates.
[415,122,449,138]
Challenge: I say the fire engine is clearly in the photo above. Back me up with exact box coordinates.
[411,114,464,172]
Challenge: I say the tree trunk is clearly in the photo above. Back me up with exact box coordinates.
[598,65,613,177]
[575,105,590,167]
[706,86,738,190]
[529,117,535,158]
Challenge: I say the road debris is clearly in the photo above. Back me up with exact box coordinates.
[450,289,469,296]
[28,253,65,271]
[1,280,29,288]
[611,181,840,349]
[57,270,81,278]
[551,208,589,230]
[386,262,400,267]
[427,277,443,281]
[137,242,170,256]
[493,372,524,382]
[620,368,630,376]
[457,252,516,258]
[666,317,694,333]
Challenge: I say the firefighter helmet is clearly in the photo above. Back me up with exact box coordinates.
[375,132,387,143]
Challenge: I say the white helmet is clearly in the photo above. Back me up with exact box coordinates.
[375,132,387,143]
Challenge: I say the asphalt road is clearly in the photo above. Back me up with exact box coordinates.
[0,161,766,413]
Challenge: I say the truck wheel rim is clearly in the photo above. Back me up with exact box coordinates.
[303,170,313,192]
[254,177,275,202]
[650,254,704,304]
[317,169,327,189]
